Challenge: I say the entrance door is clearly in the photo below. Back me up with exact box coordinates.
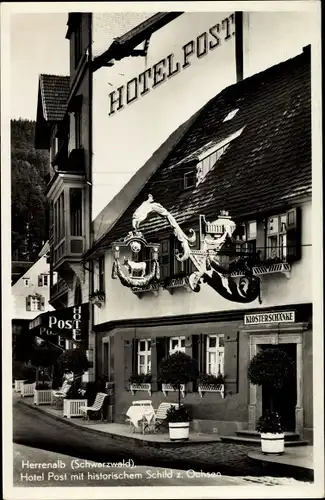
[261,344,297,431]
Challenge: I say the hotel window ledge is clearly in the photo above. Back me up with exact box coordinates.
[132,281,160,298]
[230,261,292,279]
[162,274,192,293]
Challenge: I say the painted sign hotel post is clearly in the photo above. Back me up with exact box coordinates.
[112,195,261,303]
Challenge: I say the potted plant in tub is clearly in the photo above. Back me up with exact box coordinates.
[248,347,295,454]
[166,404,192,441]
[158,351,198,441]
[256,410,285,454]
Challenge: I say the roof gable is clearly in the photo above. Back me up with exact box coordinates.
[39,74,70,122]
[89,48,311,255]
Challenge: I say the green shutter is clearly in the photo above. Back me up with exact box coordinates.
[224,331,239,395]
[40,296,45,311]
[159,239,171,279]
[286,207,302,262]
[38,275,43,287]
[26,295,31,311]
[124,339,133,390]
[156,336,168,389]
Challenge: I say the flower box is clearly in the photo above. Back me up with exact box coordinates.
[162,383,185,398]
[14,380,27,393]
[34,389,53,405]
[198,384,225,398]
[21,382,36,397]
[89,291,105,307]
[63,399,88,418]
[130,383,152,396]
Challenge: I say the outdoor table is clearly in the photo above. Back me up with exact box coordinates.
[126,403,155,431]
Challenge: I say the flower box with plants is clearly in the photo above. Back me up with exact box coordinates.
[256,411,285,454]
[129,374,152,396]
[248,347,295,454]
[89,290,106,307]
[166,404,192,441]
[158,351,198,441]
[197,373,225,398]
[34,382,53,405]
[63,388,88,418]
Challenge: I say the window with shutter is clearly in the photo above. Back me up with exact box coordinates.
[137,339,151,374]
[206,335,224,376]
[38,275,43,287]
[286,207,302,262]
[159,239,171,279]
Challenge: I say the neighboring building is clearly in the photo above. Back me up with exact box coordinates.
[12,242,55,355]
[85,48,312,441]
[11,261,33,286]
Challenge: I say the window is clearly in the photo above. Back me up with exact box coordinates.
[74,22,82,68]
[23,278,30,287]
[26,295,45,312]
[223,109,239,122]
[74,110,82,149]
[206,335,224,376]
[266,214,287,260]
[70,188,82,236]
[184,170,196,189]
[158,239,171,279]
[137,339,151,374]
[99,256,105,292]
[38,274,49,287]
[241,221,257,255]
[54,192,65,245]
[169,336,186,355]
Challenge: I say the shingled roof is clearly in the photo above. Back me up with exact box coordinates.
[88,47,311,256]
[39,74,70,122]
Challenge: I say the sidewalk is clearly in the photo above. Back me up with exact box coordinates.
[16,394,313,478]
[17,395,221,447]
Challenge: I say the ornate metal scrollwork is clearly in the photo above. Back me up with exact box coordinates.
[112,195,261,303]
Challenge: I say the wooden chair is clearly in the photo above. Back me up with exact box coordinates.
[143,402,179,434]
[79,392,107,421]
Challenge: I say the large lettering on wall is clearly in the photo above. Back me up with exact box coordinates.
[108,14,235,116]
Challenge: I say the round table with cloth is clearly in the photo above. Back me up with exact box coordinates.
[126,404,155,430]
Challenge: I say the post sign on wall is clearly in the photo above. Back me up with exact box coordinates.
[244,311,296,325]
[29,304,89,343]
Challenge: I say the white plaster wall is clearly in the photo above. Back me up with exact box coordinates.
[11,255,54,320]
[93,201,312,325]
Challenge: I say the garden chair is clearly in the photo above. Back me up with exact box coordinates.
[52,379,72,408]
[79,392,107,422]
[143,402,179,434]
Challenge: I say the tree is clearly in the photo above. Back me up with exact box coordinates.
[11,119,49,261]
[247,347,295,412]
[158,351,199,407]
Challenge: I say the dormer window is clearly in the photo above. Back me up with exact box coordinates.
[196,127,245,185]
[223,109,239,122]
[184,170,196,190]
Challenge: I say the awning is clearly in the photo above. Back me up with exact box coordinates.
[29,304,89,344]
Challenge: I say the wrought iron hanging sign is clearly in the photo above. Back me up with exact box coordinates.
[112,195,261,303]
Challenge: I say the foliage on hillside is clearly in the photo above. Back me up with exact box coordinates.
[11,119,49,261]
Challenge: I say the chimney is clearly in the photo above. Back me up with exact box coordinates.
[235,11,244,82]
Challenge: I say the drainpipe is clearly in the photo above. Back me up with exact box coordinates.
[235,11,244,82]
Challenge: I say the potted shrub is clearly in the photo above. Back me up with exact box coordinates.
[21,366,37,397]
[256,410,285,454]
[166,405,192,441]
[29,340,61,405]
[129,373,152,396]
[63,386,88,419]
[158,351,199,441]
[248,347,295,452]
[198,373,225,398]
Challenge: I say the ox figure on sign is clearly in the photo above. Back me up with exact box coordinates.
[123,257,147,278]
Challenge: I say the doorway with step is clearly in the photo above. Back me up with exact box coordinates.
[260,343,297,431]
